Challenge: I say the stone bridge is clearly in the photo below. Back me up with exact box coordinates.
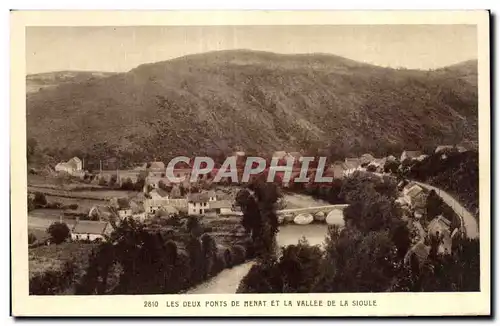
[224,204,347,225]
[277,204,348,216]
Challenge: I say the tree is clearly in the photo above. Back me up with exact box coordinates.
[121,177,134,190]
[27,137,38,162]
[341,173,402,233]
[98,176,108,186]
[236,182,280,257]
[28,232,37,245]
[425,189,443,222]
[109,174,118,187]
[33,192,47,208]
[47,222,70,244]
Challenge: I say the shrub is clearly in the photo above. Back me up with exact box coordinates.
[47,222,70,244]
[212,251,227,275]
[185,216,203,237]
[98,176,107,186]
[231,245,247,265]
[33,192,47,207]
[29,260,76,295]
[187,236,204,283]
[68,203,79,210]
[46,202,63,209]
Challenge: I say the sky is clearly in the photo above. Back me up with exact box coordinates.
[26,25,477,74]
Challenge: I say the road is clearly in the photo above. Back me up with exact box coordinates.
[415,182,479,239]
[372,173,479,239]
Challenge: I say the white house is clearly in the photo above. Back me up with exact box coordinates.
[435,145,467,154]
[54,157,83,174]
[207,200,233,215]
[71,220,112,242]
[187,191,216,215]
[144,188,174,214]
[402,183,427,209]
[88,205,116,221]
[343,158,363,176]
[150,188,170,200]
[400,151,422,163]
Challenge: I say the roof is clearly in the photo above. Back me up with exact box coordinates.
[72,221,110,235]
[188,192,211,203]
[158,205,179,215]
[288,151,302,159]
[209,200,232,209]
[90,205,115,216]
[401,151,422,160]
[360,153,375,165]
[428,215,452,233]
[406,185,424,198]
[344,158,361,170]
[55,162,70,169]
[272,151,287,159]
[144,162,165,170]
[150,188,170,198]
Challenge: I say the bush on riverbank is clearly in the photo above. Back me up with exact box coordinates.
[238,224,479,293]
[72,217,253,295]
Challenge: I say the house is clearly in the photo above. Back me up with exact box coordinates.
[400,151,422,163]
[67,157,83,171]
[110,197,133,219]
[360,153,375,166]
[403,184,427,209]
[272,151,288,160]
[155,205,179,218]
[144,175,170,191]
[187,191,216,215]
[71,220,112,242]
[208,200,233,215]
[149,188,170,200]
[416,154,429,162]
[327,162,345,179]
[232,151,246,157]
[141,161,165,171]
[343,158,363,176]
[428,215,453,255]
[435,145,467,154]
[88,205,117,221]
[54,156,83,174]
[367,158,386,172]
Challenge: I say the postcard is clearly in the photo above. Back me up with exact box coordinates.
[10,10,490,317]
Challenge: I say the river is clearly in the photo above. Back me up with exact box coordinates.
[186,224,330,294]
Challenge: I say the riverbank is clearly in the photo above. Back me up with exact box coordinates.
[186,224,330,294]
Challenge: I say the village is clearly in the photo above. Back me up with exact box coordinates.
[28,144,471,265]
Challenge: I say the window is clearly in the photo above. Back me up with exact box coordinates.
[199,209,202,214]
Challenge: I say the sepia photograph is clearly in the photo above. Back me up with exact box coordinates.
[11,10,490,317]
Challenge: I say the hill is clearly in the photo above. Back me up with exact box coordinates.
[26,71,117,94]
[26,50,478,164]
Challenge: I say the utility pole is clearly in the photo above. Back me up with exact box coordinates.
[100,159,102,173]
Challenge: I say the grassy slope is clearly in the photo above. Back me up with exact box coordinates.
[26,50,478,159]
